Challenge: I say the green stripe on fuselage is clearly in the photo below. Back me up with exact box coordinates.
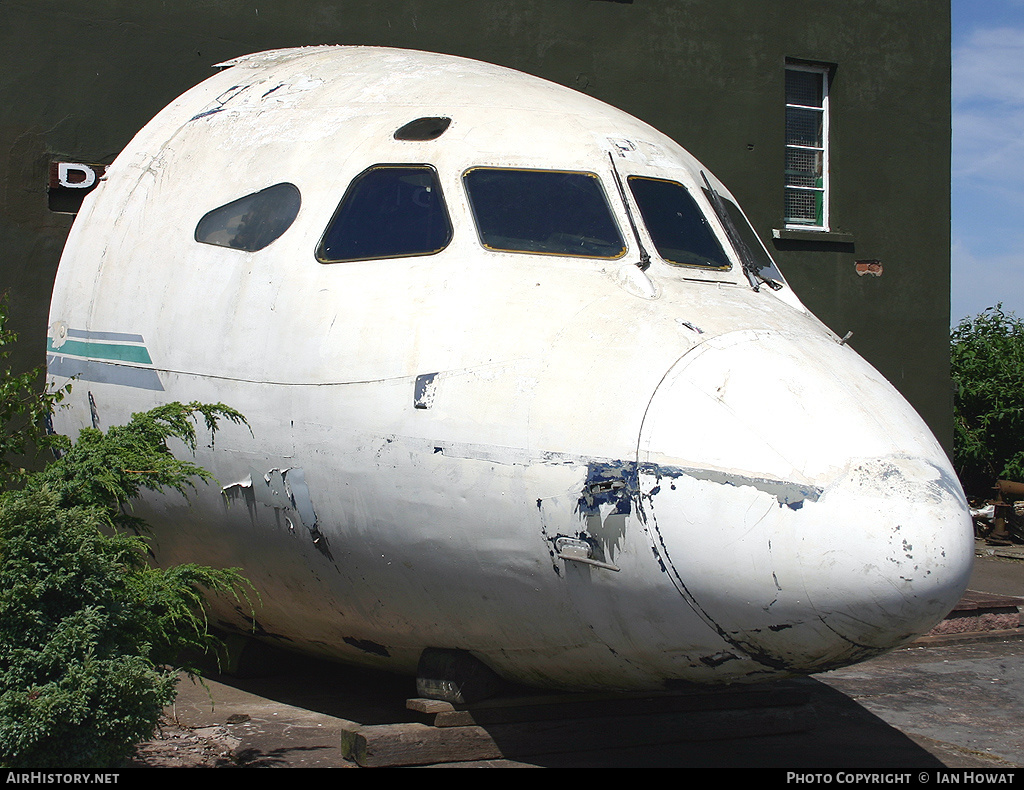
[47,338,153,365]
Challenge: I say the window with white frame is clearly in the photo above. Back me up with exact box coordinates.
[785,64,829,230]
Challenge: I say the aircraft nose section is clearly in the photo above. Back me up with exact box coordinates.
[639,329,974,673]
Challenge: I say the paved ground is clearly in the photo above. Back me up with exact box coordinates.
[819,639,1024,769]
[130,541,1024,769]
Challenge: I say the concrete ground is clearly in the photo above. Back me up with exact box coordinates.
[135,541,1024,769]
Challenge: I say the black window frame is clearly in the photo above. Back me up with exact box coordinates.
[316,163,454,264]
[462,166,627,261]
[626,175,733,271]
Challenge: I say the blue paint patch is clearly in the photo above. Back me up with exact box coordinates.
[414,372,438,409]
[571,457,821,518]
[576,460,638,518]
[639,461,821,510]
[189,107,225,121]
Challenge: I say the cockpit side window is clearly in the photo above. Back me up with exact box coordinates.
[195,182,301,252]
[701,181,786,290]
[317,165,452,262]
[463,168,626,259]
[626,176,731,270]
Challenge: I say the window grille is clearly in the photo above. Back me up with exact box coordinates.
[785,65,829,229]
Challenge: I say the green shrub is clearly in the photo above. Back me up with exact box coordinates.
[2,492,170,767]
[0,301,68,489]
[0,301,252,768]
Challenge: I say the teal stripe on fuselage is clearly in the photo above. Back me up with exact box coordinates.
[46,338,153,365]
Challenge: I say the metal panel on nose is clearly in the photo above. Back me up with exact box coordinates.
[637,329,974,673]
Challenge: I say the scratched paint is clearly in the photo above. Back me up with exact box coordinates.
[413,372,438,409]
[222,467,332,560]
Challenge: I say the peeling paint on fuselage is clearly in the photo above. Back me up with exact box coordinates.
[574,459,824,513]
[223,466,332,560]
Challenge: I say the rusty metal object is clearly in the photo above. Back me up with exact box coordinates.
[996,480,1024,497]
[985,481,1024,545]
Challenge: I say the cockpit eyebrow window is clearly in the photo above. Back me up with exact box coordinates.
[463,167,626,259]
[627,176,731,270]
[195,182,301,252]
[317,165,452,263]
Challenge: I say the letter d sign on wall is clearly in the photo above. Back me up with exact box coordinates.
[48,161,107,214]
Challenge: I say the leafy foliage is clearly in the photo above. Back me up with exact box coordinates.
[0,301,70,488]
[29,401,247,534]
[0,491,250,768]
[0,304,253,768]
[951,305,1024,498]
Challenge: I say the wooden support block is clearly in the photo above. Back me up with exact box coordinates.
[341,721,503,767]
[407,682,810,728]
[342,696,816,767]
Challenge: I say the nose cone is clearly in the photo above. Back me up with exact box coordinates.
[640,329,974,674]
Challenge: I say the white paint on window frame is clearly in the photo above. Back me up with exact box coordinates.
[784,63,830,231]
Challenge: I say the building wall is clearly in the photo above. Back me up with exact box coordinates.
[0,0,952,447]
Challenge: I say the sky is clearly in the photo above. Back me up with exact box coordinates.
[951,0,1024,324]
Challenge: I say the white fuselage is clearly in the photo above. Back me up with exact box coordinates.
[46,47,973,692]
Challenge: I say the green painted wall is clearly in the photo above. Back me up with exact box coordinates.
[0,0,952,447]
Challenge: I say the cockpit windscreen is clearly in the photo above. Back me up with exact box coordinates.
[627,176,731,270]
[463,168,626,259]
[318,165,452,262]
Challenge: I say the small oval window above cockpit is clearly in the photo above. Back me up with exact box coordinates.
[317,165,453,263]
[463,168,626,260]
[626,176,731,270]
[394,117,451,141]
[195,182,301,252]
